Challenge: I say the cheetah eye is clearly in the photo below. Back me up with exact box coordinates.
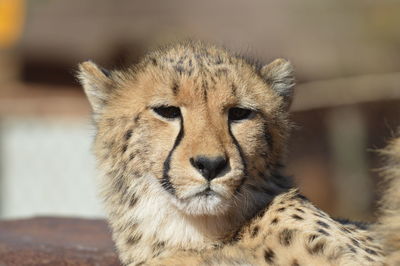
[153,106,181,119]
[228,107,253,122]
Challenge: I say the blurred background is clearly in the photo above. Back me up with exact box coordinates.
[0,0,399,221]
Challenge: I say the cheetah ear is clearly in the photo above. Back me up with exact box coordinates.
[260,58,295,109]
[77,61,113,118]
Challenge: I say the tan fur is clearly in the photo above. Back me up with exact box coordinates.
[77,41,396,266]
[374,134,400,265]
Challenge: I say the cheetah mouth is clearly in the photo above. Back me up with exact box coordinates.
[193,187,218,198]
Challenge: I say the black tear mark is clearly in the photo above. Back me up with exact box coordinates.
[161,118,184,194]
[227,123,248,194]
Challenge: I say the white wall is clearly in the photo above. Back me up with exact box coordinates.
[0,117,105,219]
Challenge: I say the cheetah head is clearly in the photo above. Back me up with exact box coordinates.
[78,42,294,217]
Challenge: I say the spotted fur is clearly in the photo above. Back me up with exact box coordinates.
[77,41,397,266]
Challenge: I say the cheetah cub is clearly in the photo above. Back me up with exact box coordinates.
[78,41,397,265]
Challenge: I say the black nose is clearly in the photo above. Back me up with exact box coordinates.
[190,155,228,181]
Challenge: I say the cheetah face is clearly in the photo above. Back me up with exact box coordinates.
[78,42,294,216]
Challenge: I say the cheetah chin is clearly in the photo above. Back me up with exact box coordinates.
[172,187,231,216]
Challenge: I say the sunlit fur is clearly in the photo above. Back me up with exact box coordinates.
[78,41,294,265]
[78,41,397,266]
[374,133,400,265]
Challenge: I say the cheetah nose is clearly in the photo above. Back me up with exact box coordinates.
[190,155,228,181]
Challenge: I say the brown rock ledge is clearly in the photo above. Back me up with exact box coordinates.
[0,217,120,266]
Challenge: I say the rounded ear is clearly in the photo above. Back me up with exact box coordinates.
[77,61,113,119]
[260,58,295,110]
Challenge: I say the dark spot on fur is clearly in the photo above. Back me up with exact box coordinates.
[295,208,305,213]
[341,226,352,234]
[292,259,300,266]
[264,248,275,263]
[129,153,136,161]
[100,67,111,78]
[347,244,357,253]
[277,207,286,212]
[271,218,279,225]
[314,212,326,219]
[125,129,133,141]
[126,234,142,245]
[351,238,360,247]
[318,229,330,236]
[365,248,378,256]
[134,114,141,123]
[251,226,260,238]
[307,240,326,255]
[308,234,318,242]
[114,177,125,193]
[336,218,369,230]
[129,196,138,207]
[365,256,374,262]
[292,214,304,220]
[215,56,223,65]
[150,57,157,66]
[293,193,309,202]
[279,229,296,246]
[122,144,128,153]
[231,83,237,96]
[172,81,179,95]
[152,241,166,257]
[175,65,185,74]
[316,220,330,229]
